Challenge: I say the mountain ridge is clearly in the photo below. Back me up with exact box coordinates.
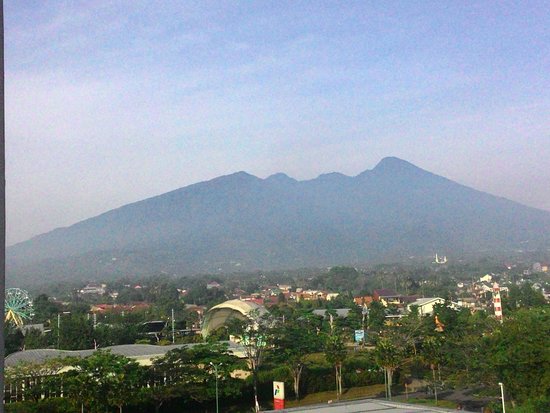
[8,157,550,285]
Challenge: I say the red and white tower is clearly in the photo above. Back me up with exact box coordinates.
[492,282,503,322]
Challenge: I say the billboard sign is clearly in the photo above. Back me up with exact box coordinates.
[273,381,285,410]
[354,329,365,342]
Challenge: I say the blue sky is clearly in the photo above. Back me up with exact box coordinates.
[5,1,550,245]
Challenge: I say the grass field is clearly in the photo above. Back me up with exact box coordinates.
[284,384,386,408]
[402,397,458,409]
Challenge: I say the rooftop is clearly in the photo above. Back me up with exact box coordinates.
[6,342,245,367]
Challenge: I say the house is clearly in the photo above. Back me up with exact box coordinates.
[296,290,332,302]
[277,284,292,292]
[456,297,477,310]
[90,303,151,314]
[79,283,106,295]
[206,281,221,290]
[353,296,373,306]
[241,296,265,306]
[373,289,402,307]
[479,274,492,283]
[407,297,457,315]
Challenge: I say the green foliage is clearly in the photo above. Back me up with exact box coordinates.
[6,358,69,402]
[66,302,90,315]
[226,310,273,411]
[32,294,61,324]
[487,308,550,404]
[4,324,24,355]
[116,287,145,304]
[147,342,245,411]
[94,322,140,347]
[367,301,386,332]
[374,337,404,372]
[54,314,95,350]
[5,398,75,413]
[300,363,334,394]
[270,312,323,399]
[324,331,347,367]
[505,283,546,310]
[342,353,383,387]
[184,284,227,307]
[510,396,550,413]
[64,350,144,413]
[22,327,50,349]
[310,266,362,293]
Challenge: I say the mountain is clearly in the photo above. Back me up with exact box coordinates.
[8,157,550,285]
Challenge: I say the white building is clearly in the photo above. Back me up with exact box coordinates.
[407,297,458,316]
[479,274,493,283]
[79,283,106,295]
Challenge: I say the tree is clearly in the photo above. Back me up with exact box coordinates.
[4,324,24,355]
[374,337,405,400]
[272,313,322,400]
[64,350,144,413]
[5,358,68,402]
[311,266,361,293]
[505,283,546,310]
[441,309,497,389]
[324,329,347,399]
[94,323,140,347]
[116,287,145,304]
[228,310,270,412]
[487,308,550,405]
[367,301,386,332]
[420,335,443,404]
[22,327,50,350]
[54,314,94,350]
[32,294,61,324]
[148,342,244,412]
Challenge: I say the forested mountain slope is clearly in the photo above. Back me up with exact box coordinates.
[8,157,550,284]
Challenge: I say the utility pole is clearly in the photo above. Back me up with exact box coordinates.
[57,313,61,348]
[57,311,70,348]
[499,382,506,413]
[383,368,388,399]
[171,308,175,344]
[209,362,222,413]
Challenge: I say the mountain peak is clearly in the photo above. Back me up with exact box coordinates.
[374,157,419,171]
[265,173,296,183]
[211,170,259,183]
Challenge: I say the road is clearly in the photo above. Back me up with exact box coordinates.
[264,398,467,413]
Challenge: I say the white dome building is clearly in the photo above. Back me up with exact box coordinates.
[201,299,268,337]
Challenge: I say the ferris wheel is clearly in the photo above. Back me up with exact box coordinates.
[5,288,35,327]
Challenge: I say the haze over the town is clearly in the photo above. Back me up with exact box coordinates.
[5,1,550,245]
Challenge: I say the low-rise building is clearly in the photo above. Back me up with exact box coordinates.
[407,297,458,315]
[79,283,106,295]
[373,289,402,307]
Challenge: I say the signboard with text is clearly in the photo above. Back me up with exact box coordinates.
[355,329,365,342]
[273,381,285,410]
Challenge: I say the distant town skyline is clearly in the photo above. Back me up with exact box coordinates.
[5,1,550,245]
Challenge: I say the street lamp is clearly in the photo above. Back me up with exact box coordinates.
[498,382,506,413]
[361,305,369,346]
[57,311,71,349]
[171,308,175,344]
[210,362,222,413]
